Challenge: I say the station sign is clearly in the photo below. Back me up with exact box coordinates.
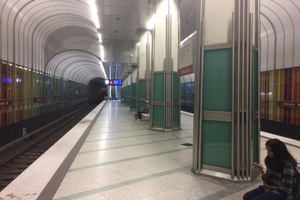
[0,100,12,107]
[178,64,193,77]
[34,98,44,103]
[2,78,12,83]
[105,79,122,86]
[277,101,300,108]
[178,32,194,77]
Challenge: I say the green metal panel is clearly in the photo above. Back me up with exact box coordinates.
[131,83,136,109]
[173,105,180,126]
[132,83,136,97]
[153,105,164,126]
[202,121,232,168]
[201,48,232,168]
[153,73,164,101]
[173,74,180,127]
[131,98,136,109]
[121,88,123,100]
[127,97,130,105]
[203,49,232,111]
[127,85,131,105]
[124,86,127,103]
[138,80,146,111]
[124,87,126,103]
[153,74,164,127]
[173,74,179,101]
[127,85,131,96]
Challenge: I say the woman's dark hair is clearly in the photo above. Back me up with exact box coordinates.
[265,139,297,172]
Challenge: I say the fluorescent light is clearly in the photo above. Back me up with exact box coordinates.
[100,45,105,59]
[147,14,156,29]
[98,33,102,42]
[180,31,196,46]
[89,0,100,29]
[100,61,107,79]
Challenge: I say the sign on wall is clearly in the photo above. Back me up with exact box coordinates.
[278,101,300,108]
[105,79,122,86]
[178,32,195,77]
[0,100,12,107]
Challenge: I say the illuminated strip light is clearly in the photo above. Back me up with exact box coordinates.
[98,33,102,42]
[100,61,107,79]
[100,45,105,61]
[89,0,99,28]
[89,0,105,80]
[89,0,101,41]
[147,14,156,30]
[180,31,196,46]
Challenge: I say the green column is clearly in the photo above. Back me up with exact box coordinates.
[151,72,180,129]
[150,0,180,131]
[192,0,260,181]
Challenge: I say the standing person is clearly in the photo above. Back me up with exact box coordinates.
[243,138,298,200]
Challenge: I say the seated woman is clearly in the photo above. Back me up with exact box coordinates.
[135,100,150,120]
[243,138,298,200]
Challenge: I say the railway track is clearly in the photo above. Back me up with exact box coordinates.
[0,104,97,192]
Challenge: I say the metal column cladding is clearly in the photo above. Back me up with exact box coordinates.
[165,0,173,131]
[192,0,260,181]
[232,0,260,181]
[150,0,180,131]
[192,0,205,175]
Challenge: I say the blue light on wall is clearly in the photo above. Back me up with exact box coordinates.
[2,78,12,83]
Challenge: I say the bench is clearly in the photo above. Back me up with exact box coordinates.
[141,113,150,120]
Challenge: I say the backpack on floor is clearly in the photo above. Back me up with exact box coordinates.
[294,167,300,200]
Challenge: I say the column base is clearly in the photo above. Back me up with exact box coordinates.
[191,167,252,182]
[150,127,181,131]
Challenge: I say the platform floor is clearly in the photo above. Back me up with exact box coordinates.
[1,101,299,200]
[53,101,299,200]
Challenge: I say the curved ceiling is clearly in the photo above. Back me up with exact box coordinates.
[1,0,299,85]
[46,50,106,85]
[260,0,300,71]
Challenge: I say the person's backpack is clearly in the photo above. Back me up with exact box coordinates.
[294,167,300,200]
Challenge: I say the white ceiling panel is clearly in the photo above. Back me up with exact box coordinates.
[261,0,300,69]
